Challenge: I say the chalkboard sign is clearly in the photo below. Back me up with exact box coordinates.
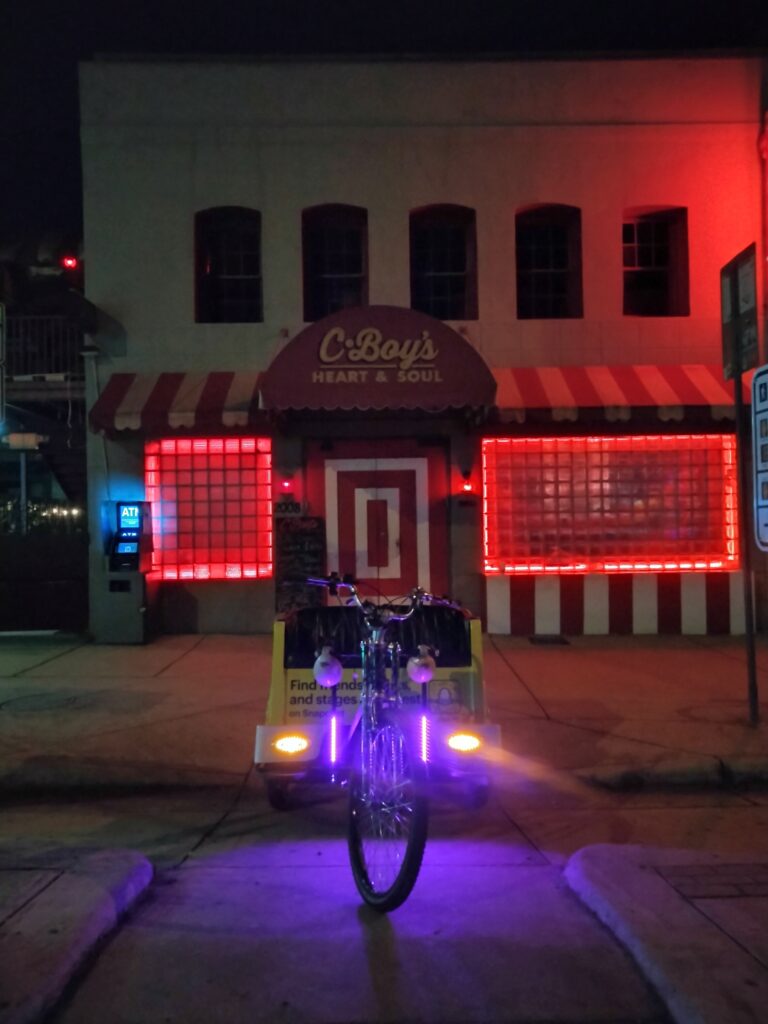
[275,516,327,613]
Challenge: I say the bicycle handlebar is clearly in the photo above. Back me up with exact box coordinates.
[304,573,459,624]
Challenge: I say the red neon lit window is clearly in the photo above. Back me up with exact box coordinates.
[482,435,738,574]
[144,437,272,581]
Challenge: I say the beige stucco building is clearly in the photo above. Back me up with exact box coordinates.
[80,56,766,641]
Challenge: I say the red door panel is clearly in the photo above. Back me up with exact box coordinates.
[336,469,418,595]
[305,439,448,597]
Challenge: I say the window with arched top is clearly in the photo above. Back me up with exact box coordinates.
[515,204,583,319]
[195,207,263,323]
[302,204,368,321]
[622,207,689,317]
[410,205,478,320]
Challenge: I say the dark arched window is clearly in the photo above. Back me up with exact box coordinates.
[410,205,478,320]
[515,204,583,319]
[623,207,689,316]
[195,207,262,323]
[302,204,368,321]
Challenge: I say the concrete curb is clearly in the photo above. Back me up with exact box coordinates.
[724,755,768,785]
[3,754,766,795]
[564,844,768,1024]
[0,850,153,1024]
[576,755,768,790]
[0,756,247,793]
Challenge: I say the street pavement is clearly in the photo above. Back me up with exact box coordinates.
[1,630,767,1022]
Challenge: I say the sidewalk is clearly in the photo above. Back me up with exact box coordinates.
[1,630,768,1023]
[567,844,768,1024]
[0,850,153,1024]
[0,632,273,790]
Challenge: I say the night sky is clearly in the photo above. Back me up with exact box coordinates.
[2,0,767,241]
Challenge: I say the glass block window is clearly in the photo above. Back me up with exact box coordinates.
[303,204,368,321]
[482,435,738,574]
[410,205,478,320]
[144,437,272,581]
[516,205,583,319]
[623,208,689,316]
[195,207,263,323]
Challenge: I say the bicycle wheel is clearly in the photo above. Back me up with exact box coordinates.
[348,717,428,912]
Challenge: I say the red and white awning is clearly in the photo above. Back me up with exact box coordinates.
[89,372,264,433]
[493,364,749,421]
[90,364,750,433]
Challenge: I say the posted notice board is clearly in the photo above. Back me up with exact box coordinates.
[275,516,326,612]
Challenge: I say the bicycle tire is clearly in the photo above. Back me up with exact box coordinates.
[347,716,428,912]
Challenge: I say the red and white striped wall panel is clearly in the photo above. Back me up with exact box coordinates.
[486,572,746,636]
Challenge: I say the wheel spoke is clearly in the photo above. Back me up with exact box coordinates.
[350,721,425,901]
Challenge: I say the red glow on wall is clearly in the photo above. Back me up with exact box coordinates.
[144,436,272,581]
[60,255,79,270]
[482,434,739,574]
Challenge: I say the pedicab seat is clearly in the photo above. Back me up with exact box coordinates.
[282,604,473,669]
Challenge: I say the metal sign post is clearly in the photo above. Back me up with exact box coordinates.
[721,244,760,725]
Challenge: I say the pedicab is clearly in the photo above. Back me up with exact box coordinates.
[254,575,501,813]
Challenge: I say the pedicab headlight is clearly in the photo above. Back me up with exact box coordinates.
[407,645,436,684]
[313,646,343,688]
[447,732,481,753]
[274,734,310,755]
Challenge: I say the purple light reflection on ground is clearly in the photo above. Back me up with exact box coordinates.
[61,851,663,1023]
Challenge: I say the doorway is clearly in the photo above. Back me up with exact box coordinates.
[306,439,449,598]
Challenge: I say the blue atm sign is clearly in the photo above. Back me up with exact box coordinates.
[119,504,141,530]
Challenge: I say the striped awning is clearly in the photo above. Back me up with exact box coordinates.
[493,365,750,422]
[90,364,751,433]
[89,372,263,433]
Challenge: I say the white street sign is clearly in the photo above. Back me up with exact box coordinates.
[751,363,768,551]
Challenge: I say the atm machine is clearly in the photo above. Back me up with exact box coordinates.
[109,502,151,572]
[96,501,154,643]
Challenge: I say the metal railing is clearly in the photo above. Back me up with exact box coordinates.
[5,316,85,381]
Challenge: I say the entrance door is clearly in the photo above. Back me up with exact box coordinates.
[306,439,449,597]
